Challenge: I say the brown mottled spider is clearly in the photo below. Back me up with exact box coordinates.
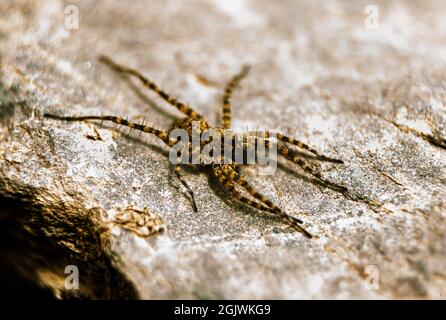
[45,55,346,238]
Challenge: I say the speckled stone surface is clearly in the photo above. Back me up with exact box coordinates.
[0,0,445,299]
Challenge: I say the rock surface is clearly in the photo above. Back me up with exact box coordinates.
[0,0,445,299]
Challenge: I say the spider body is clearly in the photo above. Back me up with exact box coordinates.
[171,116,210,134]
[45,55,346,238]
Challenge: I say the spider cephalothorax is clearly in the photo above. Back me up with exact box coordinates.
[45,55,347,238]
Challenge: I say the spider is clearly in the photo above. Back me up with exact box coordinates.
[44,55,346,238]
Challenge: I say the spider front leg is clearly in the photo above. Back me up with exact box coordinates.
[173,164,198,212]
[222,65,250,129]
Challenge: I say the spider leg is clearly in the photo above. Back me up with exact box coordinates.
[220,165,282,211]
[222,65,250,129]
[277,132,343,163]
[212,164,272,213]
[98,55,203,120]
[370,112,446,150]
[213,164,312,238]
[277,143,348,192]
[221,164,313,235]
[44,114,176,146]
[246,131,343,163]
[173,164,198,212]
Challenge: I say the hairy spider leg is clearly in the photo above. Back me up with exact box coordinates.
[174,164,198,212]
[213,164,278,213]
[220,164,313,233]
[44,114,176,146]
[99,55,204,120]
